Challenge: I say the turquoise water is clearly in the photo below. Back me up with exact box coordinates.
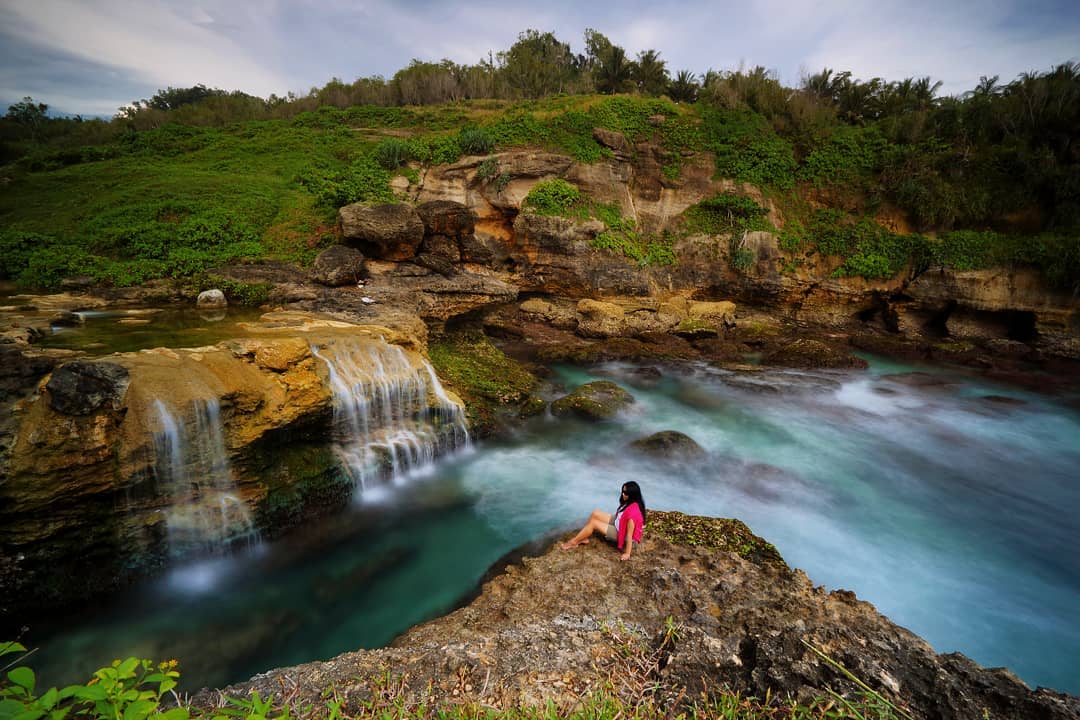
[25,357,1080,695]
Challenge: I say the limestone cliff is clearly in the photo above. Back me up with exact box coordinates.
[327,142,1078,362]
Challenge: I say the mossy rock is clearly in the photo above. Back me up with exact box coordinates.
[628,430,706,460]
[646,510,786,568]
[550,380,634,421]
[536,336,697,364]
[673,317,719,340]
[429,330,539,436]
[518,394,547,418]
[761,338,868,369]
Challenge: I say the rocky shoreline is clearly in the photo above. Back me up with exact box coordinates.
[190,512,1079,720]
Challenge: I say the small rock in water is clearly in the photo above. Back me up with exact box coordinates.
[196,289,228,309]
[361,297,375,305]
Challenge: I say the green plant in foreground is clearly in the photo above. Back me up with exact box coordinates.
[0,641,188,720]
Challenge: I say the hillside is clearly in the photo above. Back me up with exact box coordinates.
[1,86,1078,299]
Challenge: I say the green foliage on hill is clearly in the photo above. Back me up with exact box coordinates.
[1,39,1078,292]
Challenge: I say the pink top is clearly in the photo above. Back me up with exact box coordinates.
[616,502,644,549]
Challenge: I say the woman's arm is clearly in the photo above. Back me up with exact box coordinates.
[620,519,635,561]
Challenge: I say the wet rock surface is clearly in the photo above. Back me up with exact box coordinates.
[195,512,1079,720]
[550,380,635,421]
[45,361,130,415]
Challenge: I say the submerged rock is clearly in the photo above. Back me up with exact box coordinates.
[550,380,635,421]
[628,430,706,460]
[762,339,868,369]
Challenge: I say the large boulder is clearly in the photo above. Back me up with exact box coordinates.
[339,203,424,261]
[550,381,635,421]
[195,511,1080,720]
[415,201,475,238]
[45,361,130,415]
[312,245,365,286]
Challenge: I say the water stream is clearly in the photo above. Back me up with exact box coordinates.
[152,398,259,556]
[24,356,1080,695]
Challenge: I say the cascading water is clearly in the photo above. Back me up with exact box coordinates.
[152,398,259,555]
[312,338,470,492]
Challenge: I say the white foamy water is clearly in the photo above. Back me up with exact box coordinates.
[152,398,259,555]
[312,338,470,494]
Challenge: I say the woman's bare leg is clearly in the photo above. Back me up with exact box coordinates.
[562,509,613,549]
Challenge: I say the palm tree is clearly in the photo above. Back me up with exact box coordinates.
[668,70,699,102]
[633,49,669,96]
[594,46,635,94]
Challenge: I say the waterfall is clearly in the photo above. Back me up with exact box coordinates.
[312,339,470,492]
[152,398,259,555]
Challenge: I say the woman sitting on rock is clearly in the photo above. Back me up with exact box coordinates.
[561,481,646,561]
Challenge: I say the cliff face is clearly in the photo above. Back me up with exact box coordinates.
[337,142,1079,361]
[0,314,465,622]
[195,513,1079,720]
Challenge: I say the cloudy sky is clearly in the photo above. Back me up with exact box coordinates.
[1,0,1078,117]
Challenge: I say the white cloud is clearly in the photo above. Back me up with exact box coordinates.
[3,0,290,97]
[2,0,1078,114]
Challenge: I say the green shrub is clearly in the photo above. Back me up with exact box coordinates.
[683,193,771,236]
[476,156,499,181]
[17,245,98,289]
[729,239,756,271]
[373,139,411,169]
[523,178,581,215]
[702,108,796,189]
[798,126,887,186]
[929,230,1000,271]
[405,134,461,165]
[808,210,930,280]
[177,209,259,249]
[300,154,394,207]
[778,219,808,252]
[0,640,188,720]
[0,230,53,279]
[458,127,495,155]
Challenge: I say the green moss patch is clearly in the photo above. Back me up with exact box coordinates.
[428,331,538,435]
[646,510,786,568]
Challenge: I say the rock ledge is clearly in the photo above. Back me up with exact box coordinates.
[195,512,1078,720]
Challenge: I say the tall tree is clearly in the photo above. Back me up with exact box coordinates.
[633,50,669,96]
[594,45,635,94]
[499,29,576,98]
[5,97,48,142]
[668,70,700,102]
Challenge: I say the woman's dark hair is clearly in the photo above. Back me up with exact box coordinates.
[618,481,646,522]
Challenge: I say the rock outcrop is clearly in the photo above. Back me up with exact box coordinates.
[196,512,1079,720]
